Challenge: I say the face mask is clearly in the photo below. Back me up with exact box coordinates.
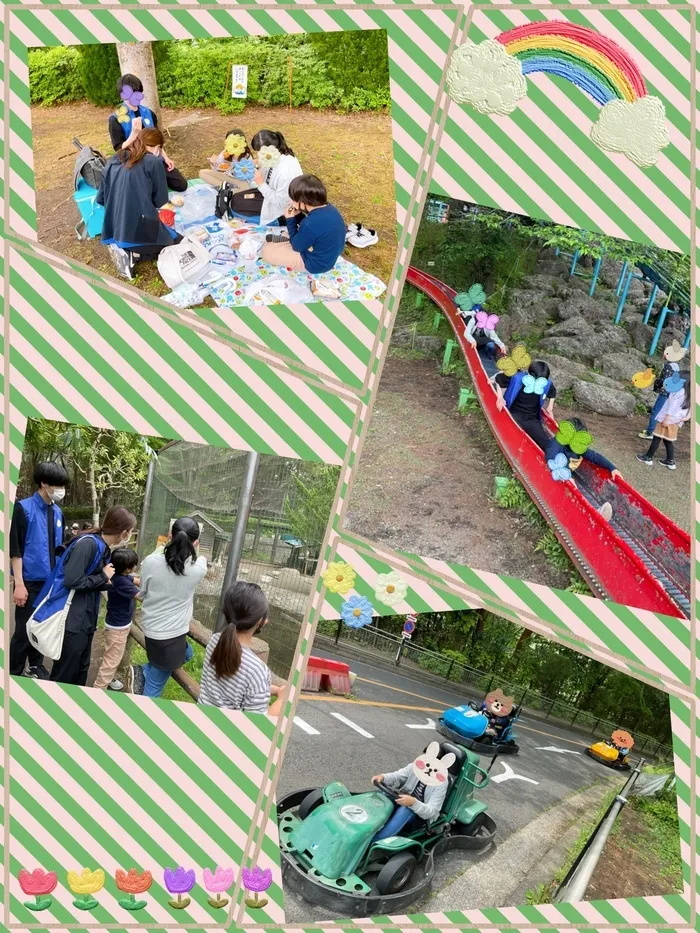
[49,487,66,503]
[120,531,133,546]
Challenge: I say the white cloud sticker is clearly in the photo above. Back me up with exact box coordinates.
[590,96,670,168]
[446,39,528,116]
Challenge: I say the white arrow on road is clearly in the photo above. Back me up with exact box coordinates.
[406,718,436,730]
[491,762,539,785]
[536,746,581,755]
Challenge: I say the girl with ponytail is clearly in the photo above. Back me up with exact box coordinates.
[129,516,207,697]
[96,127,183,281]
[250,129,303,227]
[199,582,284,715]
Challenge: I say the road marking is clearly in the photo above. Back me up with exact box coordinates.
[293,716,320,735]
[329,712,374,738]
[536,746,581,755]
[491,762,539,785]
[299,695,442,713]
[406,718,436,729]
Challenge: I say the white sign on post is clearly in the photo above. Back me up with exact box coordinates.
[232,65,249,99]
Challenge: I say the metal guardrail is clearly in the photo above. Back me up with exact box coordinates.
[553,758,645,903]
[325,621,674,761]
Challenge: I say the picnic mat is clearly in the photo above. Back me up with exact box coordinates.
[162,183,386,308]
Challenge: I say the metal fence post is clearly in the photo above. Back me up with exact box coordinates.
[546,697,556,720]
[137,453,157,564]
[395,639,406,667]
[445,658,455,682]
[335,619,343,645]
[215,451,260,632]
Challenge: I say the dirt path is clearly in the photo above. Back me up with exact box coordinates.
[33,103,396,297]
[555,405,690,532]
[345,355,570,590]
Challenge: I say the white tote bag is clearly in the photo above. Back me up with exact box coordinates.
[157,236,211,289]
[27,586,76,661]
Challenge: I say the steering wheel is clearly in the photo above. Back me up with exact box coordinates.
[372,779,400,801]
[468,701,482,712]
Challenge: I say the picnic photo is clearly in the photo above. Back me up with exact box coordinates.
[10,418,339,709]
[345,197,691,619]
[29,32,394,308]
[276,609,681,920]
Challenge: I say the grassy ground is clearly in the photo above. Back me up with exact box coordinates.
[33,102,397,302]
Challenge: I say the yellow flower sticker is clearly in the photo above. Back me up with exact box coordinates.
[116,105,130,125]
[67,868,105,895]
[322,561,356,595]
[224,133,247,158]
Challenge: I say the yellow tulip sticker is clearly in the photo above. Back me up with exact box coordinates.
[67,868,104,910]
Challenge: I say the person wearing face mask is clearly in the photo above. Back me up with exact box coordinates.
[9,462,69,679]
[261,174,346,275]
[96,127,184,281]
[198,582,284,715]
[128,516,207,698]
[250,129,303,227]
[49,506,137,687]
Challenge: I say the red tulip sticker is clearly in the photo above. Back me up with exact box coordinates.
[115,869,152,910]
[19,869,57,911]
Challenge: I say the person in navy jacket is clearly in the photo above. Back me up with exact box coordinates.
[9,462,68,679]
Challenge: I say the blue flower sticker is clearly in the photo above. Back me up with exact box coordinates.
[548,452,572,482]
[341,595,374,629]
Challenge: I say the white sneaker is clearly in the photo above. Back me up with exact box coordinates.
[108,244,134,280]
[108,678,124,691]
[347,227,379,248]
[346,221,362,239]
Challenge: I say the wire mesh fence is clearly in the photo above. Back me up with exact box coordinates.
[140,442,337,673]
[320,621,674,761]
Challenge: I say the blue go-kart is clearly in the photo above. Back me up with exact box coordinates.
[437,701,520,756]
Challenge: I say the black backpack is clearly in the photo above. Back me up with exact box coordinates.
[215,182,264,219]
[72,137,106,191]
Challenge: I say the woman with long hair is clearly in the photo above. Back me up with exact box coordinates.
[250,129,303,227]
[96,127,183,281]
[49,506,137,686]
[198,582,283,715]
[128,516,207,698]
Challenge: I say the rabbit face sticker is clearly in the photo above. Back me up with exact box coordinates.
[412,742,455,786]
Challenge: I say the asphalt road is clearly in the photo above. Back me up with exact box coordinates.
[277,652,623,921]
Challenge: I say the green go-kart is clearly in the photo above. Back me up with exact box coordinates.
[277,741,497,917]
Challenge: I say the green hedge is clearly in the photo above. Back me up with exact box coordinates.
[29,35,391,112]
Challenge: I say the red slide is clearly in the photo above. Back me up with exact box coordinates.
[407,266,690,620]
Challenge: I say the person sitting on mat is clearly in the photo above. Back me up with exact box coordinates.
[109,74,186,193]
[199,128,257,190]
[97,127,183,281]
[494,361,556,452]
[261,174,346,275]
[250,129,303,227]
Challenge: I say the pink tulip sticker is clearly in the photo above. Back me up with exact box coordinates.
[203,867,235,909]
[242,866,272,909]
[18,869,58,911]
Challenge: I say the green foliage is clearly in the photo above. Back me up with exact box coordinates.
[284,463,340,547]
[28,34,390,113]
[77,44,121,106]
[535,529,573,573]
[28,47,85,106]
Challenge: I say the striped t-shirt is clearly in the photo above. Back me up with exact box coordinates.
[198,632,271,713]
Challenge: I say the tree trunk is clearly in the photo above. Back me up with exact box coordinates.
[116,42,160,120]
[88,459,99,526]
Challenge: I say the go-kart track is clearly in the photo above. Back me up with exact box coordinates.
[406,267,691,620]
[277,653,625,921]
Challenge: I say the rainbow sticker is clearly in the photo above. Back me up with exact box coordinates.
[446,22,670,168]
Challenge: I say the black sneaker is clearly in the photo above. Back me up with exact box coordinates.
[636,454,653,465]
[660,459,677,470]
[25,664,50,680]
[127,665,145,695]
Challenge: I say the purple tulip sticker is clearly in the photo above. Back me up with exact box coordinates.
[164,867,196,909]
[242,866,272,909]
[203,867,235,909]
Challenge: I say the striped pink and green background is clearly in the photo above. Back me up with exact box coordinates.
[0,1,697,931]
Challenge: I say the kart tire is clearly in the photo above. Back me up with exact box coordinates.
[453,812,487,836]
[375,853,417,896]
[298,788,325,821]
